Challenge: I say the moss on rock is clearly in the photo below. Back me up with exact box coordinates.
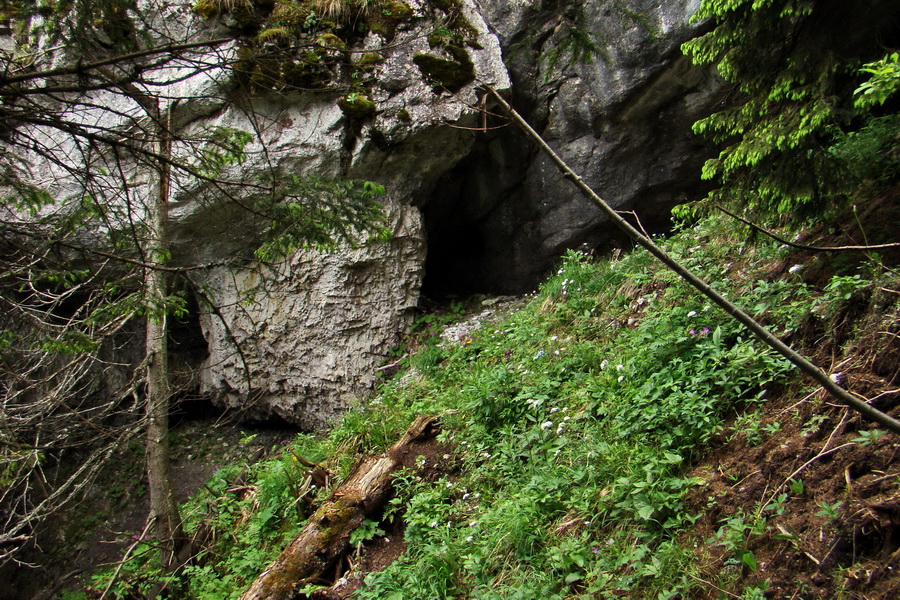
[283,56,332,89]
[233,44,256,88]
[355,52,385,72]
[368,0,414,40]
[192,0,219,20]
[338,92,376,118]
[255,25,292,46]
[270,0,307,27]
[427,0,480,49]
[249,56,282,91]
[413,47,474,93]
[316,32,348,51]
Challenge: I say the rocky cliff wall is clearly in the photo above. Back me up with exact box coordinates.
[5,0,723,428]
[424,0,721,293]
[183,0,511,427]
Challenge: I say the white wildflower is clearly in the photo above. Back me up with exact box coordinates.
[541,421,554,430]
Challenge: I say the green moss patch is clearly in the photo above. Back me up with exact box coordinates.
[355,52,385,72]
[282,56,333,89]
[256,25,292,46]
[338,92,377,119]
[368,0,414,40]
[316,32,348,51]
[191,0,219,20]
[413,47,475,93]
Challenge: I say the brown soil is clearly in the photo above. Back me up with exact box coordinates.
[680,194,900,599]
[683,388,900,599]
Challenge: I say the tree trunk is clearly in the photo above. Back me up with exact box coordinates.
[238,415,440,600]
[144,104,185,569]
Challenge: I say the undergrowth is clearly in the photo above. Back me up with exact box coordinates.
[87,214,892,599]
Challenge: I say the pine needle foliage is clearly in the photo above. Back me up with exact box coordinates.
[679,0,900,221]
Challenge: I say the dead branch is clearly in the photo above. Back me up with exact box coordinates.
[237,415,440,600]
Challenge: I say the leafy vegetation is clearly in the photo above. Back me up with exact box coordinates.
[679,0,900,220]
[82,209,899,598]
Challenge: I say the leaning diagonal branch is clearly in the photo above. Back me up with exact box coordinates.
[485,85,900,434]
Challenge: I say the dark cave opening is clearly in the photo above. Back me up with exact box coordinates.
[419,128,545,298]
[167,299,300,431]
[417,138,680,300]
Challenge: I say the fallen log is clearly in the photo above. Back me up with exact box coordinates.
[237,415,440,600]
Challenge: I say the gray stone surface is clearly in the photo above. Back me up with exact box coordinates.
[180,0,511,427]
[5,0,725,428]
[425,0,721,293]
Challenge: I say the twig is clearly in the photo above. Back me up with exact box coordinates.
[864,388,900,404]
[730,469,762,490]
[777,387,822,417]
[686,573,742,599]
[764,441,856,511]
[716,205,900,251]
[99,516,154,600]
[775,524,821,565]
[445,122,510,132]
[618,210,652,239]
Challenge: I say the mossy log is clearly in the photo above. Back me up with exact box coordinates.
[237,415,440,600]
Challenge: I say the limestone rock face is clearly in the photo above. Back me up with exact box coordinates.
[182,1,510,427]
[423,0,722,293]
[197,203,425,429]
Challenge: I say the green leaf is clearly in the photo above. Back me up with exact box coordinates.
[564,572,583,584]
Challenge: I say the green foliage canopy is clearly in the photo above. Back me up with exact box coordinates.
[680,0,900,220]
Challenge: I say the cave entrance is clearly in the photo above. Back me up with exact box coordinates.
[419,128,543,298]
[417,124,683,299]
